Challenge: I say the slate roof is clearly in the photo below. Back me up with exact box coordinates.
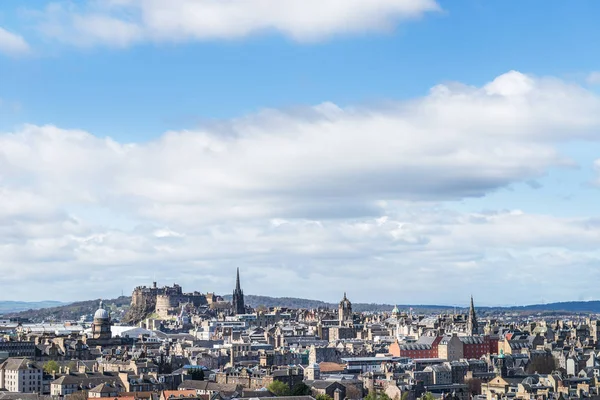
[400,344,432,351]
[310,381,338,390]
[89,383,120,394]
[0,358,41,371]
[178,381,241,393]
[0,394,53,400]
[162,390,198,399]
[416,336,439,346]
[51,372,123,389]
[458,336,484,345]
[240,390,274,398]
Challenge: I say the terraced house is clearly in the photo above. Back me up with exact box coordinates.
[0,358,43,393]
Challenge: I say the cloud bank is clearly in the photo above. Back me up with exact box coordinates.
[2,71,600,304]
[33,0,440,47]
[0,26,30,55]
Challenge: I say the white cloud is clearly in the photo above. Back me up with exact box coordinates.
[588,72,600,85]
[2,71,600,304]
[33,0,440,47]
[0,26,30,55]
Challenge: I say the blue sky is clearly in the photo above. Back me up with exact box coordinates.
[1,0,600,305]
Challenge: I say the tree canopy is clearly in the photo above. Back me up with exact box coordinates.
[43,360,60,374]
[421,393,436,400]
[316,395,333,400]
[268,380,291,396]
[366,392,392,400]
[292,382,311,396]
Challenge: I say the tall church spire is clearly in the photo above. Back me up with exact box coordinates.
[232,268,245,315]
[467,295,478,335]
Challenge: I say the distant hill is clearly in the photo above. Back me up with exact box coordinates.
[4,295,600,323]
[501,301,600,313]
[223,294,454,313]
[0,301,67,314]
[1,297,131,322]
[230,296,600,314]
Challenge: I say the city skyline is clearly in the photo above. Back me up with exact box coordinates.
[2,0,600,304]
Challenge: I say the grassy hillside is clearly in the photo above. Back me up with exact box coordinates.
[4,295,599,323]
[2,297,131,322]
[0,301,67,314]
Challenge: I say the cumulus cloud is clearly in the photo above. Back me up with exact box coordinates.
[1,204,600,305]
[2,71,600,304]
[0,26,30,55]
[32,0,440,47]
[588,72,600,85]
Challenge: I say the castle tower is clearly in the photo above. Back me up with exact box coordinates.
[467,295,478,335]
[339,292,352,326]
[232,268,245,315]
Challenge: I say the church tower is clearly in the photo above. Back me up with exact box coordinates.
[338,292,352,326]
[232,268,245,315]
[467,295,479,335]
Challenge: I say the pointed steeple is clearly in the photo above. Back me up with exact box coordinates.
[232,268,245,315]
[468,295,478,335]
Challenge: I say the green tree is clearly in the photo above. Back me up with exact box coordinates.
[316,395,333,400]
[67,361,78,371]
[268,380,291,396]
[44,360,60,374]
[366,393,391,400]
[421,393,435,400]
[189,368,205,381]
[292,382,311,396]
[401,392,410,400]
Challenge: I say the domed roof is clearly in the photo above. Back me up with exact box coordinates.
[94,301,110,320]
[392,305,400,314]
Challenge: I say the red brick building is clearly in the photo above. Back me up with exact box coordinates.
[389,337,442,358]
[390,335,497,360]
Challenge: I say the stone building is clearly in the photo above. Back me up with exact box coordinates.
[309,381,347,399]
[0,340,36,358]
[0,358,43,393]
[126,282,209,322]
[438,334,464,362]
[91,301,112,341]
[215,366,303,390]
[304,363,320,380]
